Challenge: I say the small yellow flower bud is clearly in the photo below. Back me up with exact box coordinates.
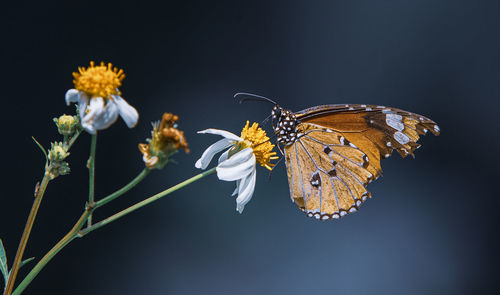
[48,142,70,162]
[54,115,78,136]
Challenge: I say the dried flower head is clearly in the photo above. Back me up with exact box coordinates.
[139,113,189,169]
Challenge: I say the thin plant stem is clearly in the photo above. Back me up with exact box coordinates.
[65,129,82,150]
[87,133,97,226]
[4,128,82,295]
[94,168,150,208]
[11,208,92,295]
[80,167,216,236]
[12,167,216,295]
[4,170,51,295]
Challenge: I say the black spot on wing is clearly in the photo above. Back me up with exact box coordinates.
[310,171,321,187]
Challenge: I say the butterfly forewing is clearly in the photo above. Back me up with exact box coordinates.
[297,104,439,159]
[281,103,439,220]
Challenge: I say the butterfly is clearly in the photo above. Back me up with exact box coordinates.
[235,93,440,221]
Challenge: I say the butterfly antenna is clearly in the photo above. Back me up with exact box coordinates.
[234,92,278,105]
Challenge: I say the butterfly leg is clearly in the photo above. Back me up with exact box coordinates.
[260,113,272,126]
[276,142,284,156]
[267,155,285,181]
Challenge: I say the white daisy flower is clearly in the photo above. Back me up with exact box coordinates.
[195,121,278,213]
[65,61,139,134]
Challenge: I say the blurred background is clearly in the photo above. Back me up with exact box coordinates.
[1,0,499,294]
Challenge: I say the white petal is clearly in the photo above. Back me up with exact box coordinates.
[195,138,234,169]
[232,181,240,196]
[74,92,89,119]
[81,97,105,134]
[217,149,255,181]
[93,100,120,130]
[198,129,242,141]
[236,168,256,213]
[87,97,105,117]
[231,184,239,196]
[82,122,96,134]
[111,95,139,128]
[65,89,80,105]
[218,149,230,164]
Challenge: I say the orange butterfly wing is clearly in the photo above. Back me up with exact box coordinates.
[284,104,439,220]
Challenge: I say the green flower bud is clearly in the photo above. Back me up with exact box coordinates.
[49,161,70,179]
[54,114,77,136]
[48,142,70,162]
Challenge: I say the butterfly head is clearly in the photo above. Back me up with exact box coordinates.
[271,105,299,145]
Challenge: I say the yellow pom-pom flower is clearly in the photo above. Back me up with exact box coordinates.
[65,61,139,134]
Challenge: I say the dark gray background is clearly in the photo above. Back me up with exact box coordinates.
[1,0,498,294]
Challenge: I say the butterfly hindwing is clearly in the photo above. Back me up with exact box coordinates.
[284,123,373,220]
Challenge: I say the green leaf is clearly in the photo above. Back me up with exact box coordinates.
[18,257,34,270]
[0,239,8,284]
[7,257,35,277]
[32,136,48,163]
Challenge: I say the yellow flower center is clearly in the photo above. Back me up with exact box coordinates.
[72,61,125,98]
[238,121,278,170]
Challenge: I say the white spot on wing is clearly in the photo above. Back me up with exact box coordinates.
[386,113,402,121]
[394,131,410,145]
[434,125,440,132]
[386,113,404,131]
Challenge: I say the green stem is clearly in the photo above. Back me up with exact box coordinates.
[65,129,82,150]
[5,129,83,295]
[87,133,97,226]
[80,167,216,236]
[94,168,150,208]
[12,167,215,294]
[4,171,51,295]
[11,208,92,295]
